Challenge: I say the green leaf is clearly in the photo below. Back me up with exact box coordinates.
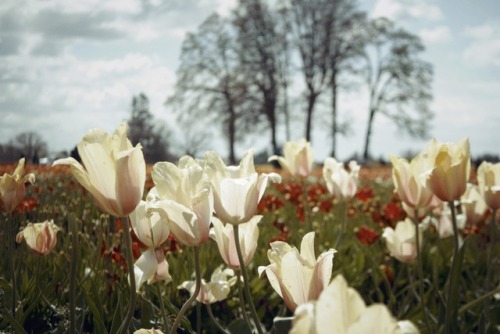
[1,309,26,333]
[84,287,108,334]
[227,318,253,334]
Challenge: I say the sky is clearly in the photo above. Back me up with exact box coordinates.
[0,0,499,162]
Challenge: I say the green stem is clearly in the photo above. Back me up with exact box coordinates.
[234,225,264,334]
[459,285,500,316]
[236,270,252,330]
[170,246,201,334]
[486,209,497,289]
[334,201,347,249]
[301,178,313,232]
[117,216,137,334]
[444,201,462,334]
[69,213,78,334]
[207,303,230,334]
[413,209,432,333]
[7,213,17,317]
[156,283,170,333]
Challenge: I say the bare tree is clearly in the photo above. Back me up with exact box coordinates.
[289,0,332,142]
[167,14,248,164]
[14,131,48,163]
[233,0,284,155]
[326,0,366,157]
[360,18,433,161]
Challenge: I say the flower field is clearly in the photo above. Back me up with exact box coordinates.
[1,132,499,334]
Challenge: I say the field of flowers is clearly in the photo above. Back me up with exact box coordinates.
[0,125,499,334]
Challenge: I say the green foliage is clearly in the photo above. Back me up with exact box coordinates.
[1,169,499,333]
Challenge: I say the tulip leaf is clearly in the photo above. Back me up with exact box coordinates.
[0,309,26,334]
[109,293,123,334]
[84,287,108,334]
[227,318,253,334]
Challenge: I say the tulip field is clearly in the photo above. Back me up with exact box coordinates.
[1,130,499,334]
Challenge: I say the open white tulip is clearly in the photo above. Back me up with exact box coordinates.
[205,150,281,225]
[179,265,237,304]
[268,139,314,177]
[210,215,261,270]
[258,232,336,312]
[290,275,419,334]
[53,123,146,217]
[323,158,360,200]
[16,220,60,255]
[0,158,35,213]
[382,218,423,264]
[148,156,213,246]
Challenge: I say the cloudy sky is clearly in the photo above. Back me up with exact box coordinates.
[1,0,499,161]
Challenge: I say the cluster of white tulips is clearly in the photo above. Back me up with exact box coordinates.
[3,122,499,334]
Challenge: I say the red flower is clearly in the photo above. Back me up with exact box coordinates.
[355,225,379,245]
[355,186,374,202]
[383,202,405,225]
[257,194,285,213]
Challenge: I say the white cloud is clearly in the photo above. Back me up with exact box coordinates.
[419,26,452,44]
[372,0,443,21]
[463,22,500,67]
[215,0,237,17]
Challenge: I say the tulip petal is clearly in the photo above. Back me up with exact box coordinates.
[115,146,146,215]
[300,232,316,265]
[309,249,335,300]
[134,249,158,291]
[280,249,313,310]
[347,304,399,334]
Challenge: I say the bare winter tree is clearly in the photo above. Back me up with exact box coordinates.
[14,131,48,163]
[233,0,284,155]
[167,14,248,164]
[289,0,332,142]
[326,0,366,157]
[359,18,433,161]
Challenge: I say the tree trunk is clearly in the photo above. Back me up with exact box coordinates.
[363,108,376,162]
[270,112,278,155]
[305,92,317,142]
[228,107,236,165]
[330,71,338,158]
[282,74,291,141]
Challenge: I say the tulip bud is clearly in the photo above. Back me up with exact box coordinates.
[477,161,500,210]
[16,220,60,255]
[461,183,488,224]
[390,154,433,210]
[422,138,470,202]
